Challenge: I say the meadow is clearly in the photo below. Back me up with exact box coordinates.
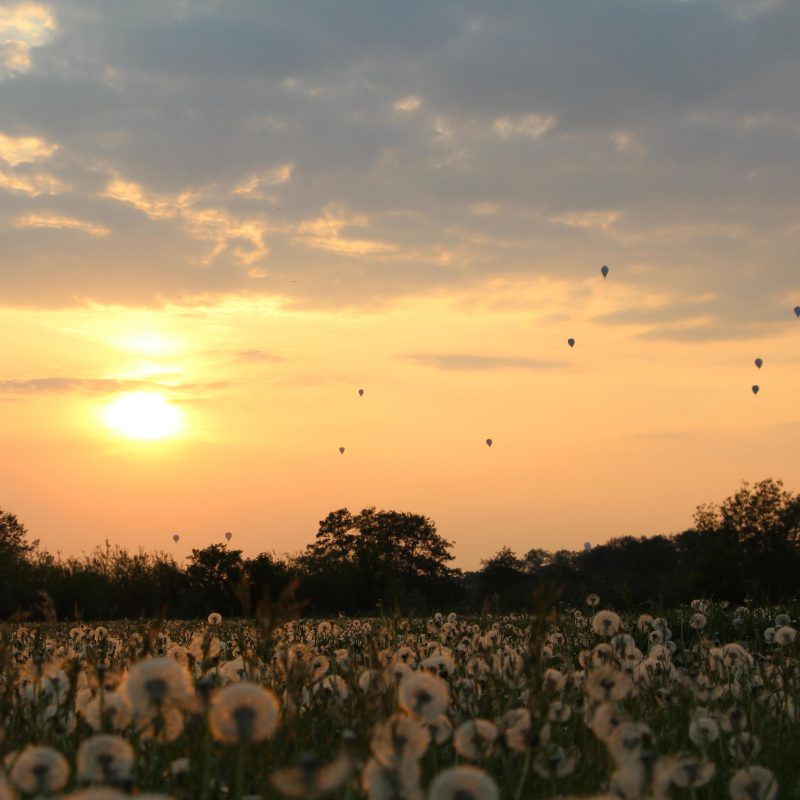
[0,599,796,800]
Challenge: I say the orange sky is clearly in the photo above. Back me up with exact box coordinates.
[1,1,799,569]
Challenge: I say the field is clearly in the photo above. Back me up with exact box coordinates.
[0,599,797,799]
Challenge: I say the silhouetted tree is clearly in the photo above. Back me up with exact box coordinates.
[300,507,459,611]
[185,544,245,616]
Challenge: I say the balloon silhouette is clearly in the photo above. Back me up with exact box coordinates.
[225,531,232,541]
[485,438,493,447]
[601,265,609,278]
[755,358,763,369]
[795,306,800,318]
[567,338,575,348]
[752,385,760,395]
[339,446,345,454]
[172,534,180,543]
[358,388,364,397]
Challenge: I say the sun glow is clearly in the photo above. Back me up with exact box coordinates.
[104,392,183,441]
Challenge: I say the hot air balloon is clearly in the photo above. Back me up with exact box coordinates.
[601,265,609,279]
[755,358,763,369]
[225,531,232,541]
[485,438,493,447]
[339,446,345,454]
[358,389,364,397]
[173,534,180,543]
[795,306,800,318]
[752,385,760,395]
[567,338,575,348]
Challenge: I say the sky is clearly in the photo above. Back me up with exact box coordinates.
[1,0,799,569]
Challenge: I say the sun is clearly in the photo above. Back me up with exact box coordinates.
[104,392,183,441]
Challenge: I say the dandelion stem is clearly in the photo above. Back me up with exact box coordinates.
[514,748,531,800]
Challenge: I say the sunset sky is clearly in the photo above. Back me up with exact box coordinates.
[1,0,799,569]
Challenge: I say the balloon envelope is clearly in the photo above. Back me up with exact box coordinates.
[755,358,763,368]
[752,385,760,395]
[485,438,493,447]
[173,534,180,543]
[795,306,800,318]
[339,446,345,454]
[358,388,364,397]
[568,338,575,348]
[601,265,609,278]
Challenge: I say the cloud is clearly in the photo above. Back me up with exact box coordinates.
[103,175,269,264]
[0,167,67,195]
[295,206,396,256]
[0,3,56,78]
[408,354,563,371]
[233,163,294,198]
[14,213,109,237]
[0,376,230,395]
[492,113,555,140]
[0,0,796,325]
[0,132,57,165]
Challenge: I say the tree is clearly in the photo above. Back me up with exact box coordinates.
[185,544,246,615]
[301,507,458,610]
[692,479,800,601]
[0,508,38,560]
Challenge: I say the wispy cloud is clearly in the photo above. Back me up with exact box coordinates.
[0,376,231,396]
[14,213,109,237]
[408,354,563,371]
[0,3,56,78]
[0,168,68,196]
[0,132,57,165]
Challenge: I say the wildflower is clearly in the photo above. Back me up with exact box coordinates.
[361,756,422,800]
[209,682,280,743]
[271,752,350,798]
[547,700,572,722]
[592,610,622,637]
[420,654,456,678]
[77,735,134,784]
[729,766,778,800]
[370,714,430,769]
[533,747,576,780]
[585,666,633,703]
[428,766,499,800]
[136,706,185,742]
[728,733,761,761]
[774,625,796,645]
[386,662,413,686]
[0,782,14,800]
[124,657,192,714]
[763,627,776,644]
[690,613,707,630]
[208,612,222,624]
[669,758,715,789]
[636,614,655,632]
[606,722,655,767]
[589,702,622,743]
[312,675,350,703]
[428,715,453,745]
[688,716,720,747]
[358,669,383,693]
[80,691,133,732]
[586,593,600,607]
[453,719,498,761]
[8,746,70,795]
[398,671,450,723]
[541,668,566,692]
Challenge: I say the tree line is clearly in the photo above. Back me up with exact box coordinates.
[1,478,799,620]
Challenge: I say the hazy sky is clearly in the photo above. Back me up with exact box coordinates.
[1,0,799,569]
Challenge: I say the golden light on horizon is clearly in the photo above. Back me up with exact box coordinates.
[103,392,183,441]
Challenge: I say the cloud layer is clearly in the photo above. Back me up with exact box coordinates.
[0,0,798,339]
